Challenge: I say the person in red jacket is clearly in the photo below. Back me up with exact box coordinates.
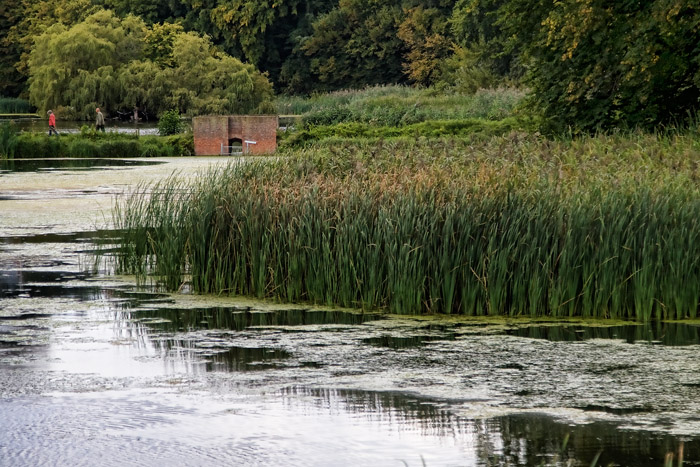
[47,110,58,136]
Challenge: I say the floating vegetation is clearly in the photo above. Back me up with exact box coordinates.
[113,133,700,320]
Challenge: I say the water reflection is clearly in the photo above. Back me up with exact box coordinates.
[363,333,456,349]
[0,229,121,246]
[506,323,700,346]
[0,268,168,305]
[156,340,292,372]
[0,158,164,174]
[282,387,699,466]
[127,307,384,333]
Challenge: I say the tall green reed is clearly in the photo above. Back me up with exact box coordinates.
[112,134,700,320]
[0,97,32,114]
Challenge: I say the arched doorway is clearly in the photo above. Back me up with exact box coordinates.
[228,138,243,155]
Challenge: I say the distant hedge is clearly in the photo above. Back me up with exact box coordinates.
[11,132,193,158]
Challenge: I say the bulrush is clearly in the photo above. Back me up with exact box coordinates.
[113,133,700,320]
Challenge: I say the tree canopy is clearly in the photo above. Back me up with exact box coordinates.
[28,9,274,119]
[3,0,699,130]
[450,0,700,131]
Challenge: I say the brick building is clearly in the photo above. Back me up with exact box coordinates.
[193,115,278,156]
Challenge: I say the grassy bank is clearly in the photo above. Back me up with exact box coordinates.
[0,124,193,159]
[277,85,532,147]
[113,131,700,320]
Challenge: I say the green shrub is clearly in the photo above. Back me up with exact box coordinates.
[165,134,194,156]
[97,140,142,157]
[285,85,526,130]
[0,122,18,159]
[158,110,183,136]
[140,143,162,157]
[15,134,65,158]
[283,117,533,146]
[67,139,99,157]
[13,132,191,158]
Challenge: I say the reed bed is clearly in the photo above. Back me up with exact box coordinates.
[0,97,32,114]
[276,85,525,126]
[114,132,700,320]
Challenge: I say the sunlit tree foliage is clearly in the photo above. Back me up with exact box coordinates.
[526,0,700,131]
[3,0,99,97]
[28,10,274,119]
[397,2,453,86]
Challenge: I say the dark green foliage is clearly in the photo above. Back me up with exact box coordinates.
[157,109,183,135]
[297,0,407,92]
[13,132,193,158]
[0,0,26,96]
[0,122,18,158]
[0,97,32,113]
[451,0,700,132]
[100,0,184,24]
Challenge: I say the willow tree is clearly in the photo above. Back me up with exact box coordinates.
[28,9,274,119]
[5,0,100,97]
[28,10,146,116]
[166,32,275,115]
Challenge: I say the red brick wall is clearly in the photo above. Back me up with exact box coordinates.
[239,115,278,155]
[193,116,229,156]
[193,115,278,156]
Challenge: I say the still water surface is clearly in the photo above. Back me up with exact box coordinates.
[1,157,699,466]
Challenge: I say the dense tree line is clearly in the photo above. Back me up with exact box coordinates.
[1,0,698,129]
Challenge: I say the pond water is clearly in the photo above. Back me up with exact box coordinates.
[1,157,699,466]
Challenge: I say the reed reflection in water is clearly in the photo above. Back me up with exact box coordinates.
[282,387,697,466]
